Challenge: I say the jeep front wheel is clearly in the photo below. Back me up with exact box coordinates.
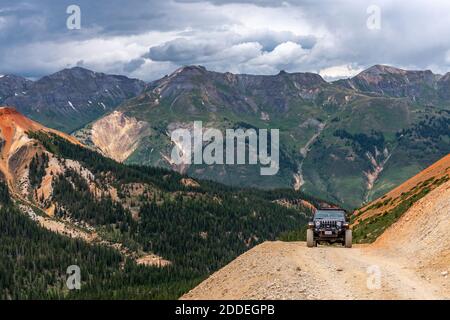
[345,229,352,248]
[307,229,315,248]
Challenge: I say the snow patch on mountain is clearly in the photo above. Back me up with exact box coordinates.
[68,101,76,111]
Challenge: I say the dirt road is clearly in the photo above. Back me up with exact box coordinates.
[182,180,450,300]
[182,242,448,300]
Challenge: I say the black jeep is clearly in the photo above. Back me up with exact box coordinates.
[307,208,352,248]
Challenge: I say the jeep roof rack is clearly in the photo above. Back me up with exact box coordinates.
[317,207,347,212]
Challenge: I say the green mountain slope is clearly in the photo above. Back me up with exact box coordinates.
[76,65,450,208]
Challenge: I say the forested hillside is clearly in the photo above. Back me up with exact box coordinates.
[0,121,319,299]
[0,180,199,299]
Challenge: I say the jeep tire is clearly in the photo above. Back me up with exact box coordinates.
[345,229,352,248]
[307,229,315,248]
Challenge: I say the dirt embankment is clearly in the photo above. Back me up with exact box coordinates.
[182,180,450,300]
[355,153,450,224]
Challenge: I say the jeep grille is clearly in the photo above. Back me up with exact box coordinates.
[319,220,337,228]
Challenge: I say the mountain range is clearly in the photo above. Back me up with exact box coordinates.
[2,64,449,208]
[0,68,146,133]
[79,65,450,208]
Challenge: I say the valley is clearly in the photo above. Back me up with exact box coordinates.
[70,64,450,208]
[2,64,449,208]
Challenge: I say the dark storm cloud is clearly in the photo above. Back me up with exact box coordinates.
[0,0,169,42]
[0,0,233,48]
[123,58,146,73]
[145,31,317,70]
[1,0,450,81]
[174,0,324,7]
[174,0,285,6]
[147,38,220,63]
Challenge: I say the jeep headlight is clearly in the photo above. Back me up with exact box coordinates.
[336,221,342,228]
[315,221,321,228]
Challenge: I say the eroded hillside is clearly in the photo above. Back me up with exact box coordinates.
[0,107,79,190]
[352,153,450,243]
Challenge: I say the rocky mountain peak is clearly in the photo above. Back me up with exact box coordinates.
[358,64,436,80]
[2,68,147,133]
[47,66,96,79]
[172,65,208,77]
[286,71,327,86]
[0,75,33,104]
[361,64,407,76]
[0,106,21,116]
[438,71,450,82]
[337,64,439,99]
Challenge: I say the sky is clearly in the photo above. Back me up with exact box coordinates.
[1,0,450,81]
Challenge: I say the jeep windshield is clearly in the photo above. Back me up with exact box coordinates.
[314,210,345,219]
